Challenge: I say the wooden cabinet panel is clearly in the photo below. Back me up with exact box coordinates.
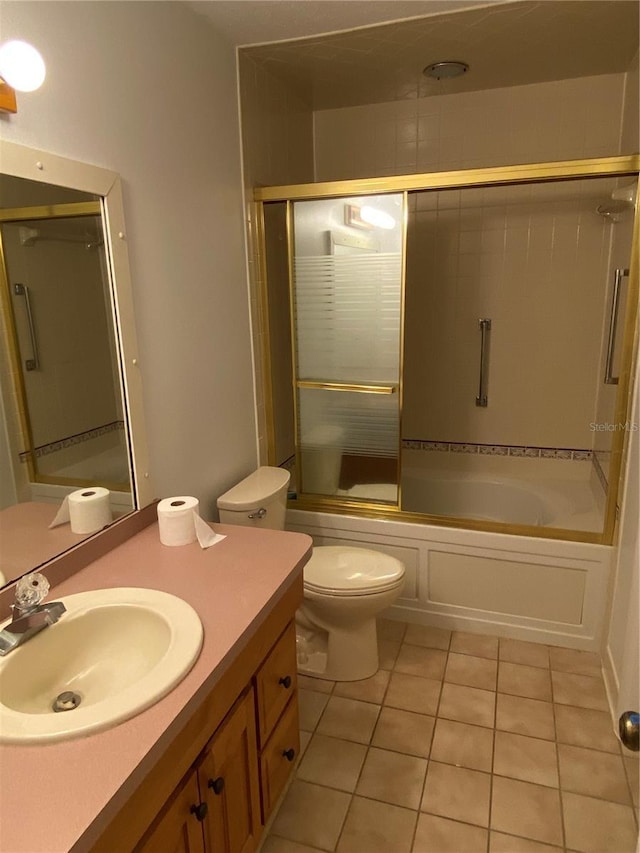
[137,772,205,853]
[254,622,297,746]
[259,694,300,822]
[198,689,262,853]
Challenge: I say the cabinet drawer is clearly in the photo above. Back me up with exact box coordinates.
[254,621,297,746]
[259,695,299,822]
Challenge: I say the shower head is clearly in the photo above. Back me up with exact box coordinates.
[19,226,39,246]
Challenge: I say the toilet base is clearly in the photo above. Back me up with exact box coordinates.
[295,616,379,682]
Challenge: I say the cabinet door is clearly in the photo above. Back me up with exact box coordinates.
[137,771,205,853]
[259,694,300,822]
[198,688,262,853]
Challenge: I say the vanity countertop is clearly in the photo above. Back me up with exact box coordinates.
[0,522,312,853]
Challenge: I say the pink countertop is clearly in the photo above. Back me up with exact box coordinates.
[0,502,91,585]
[0,522,312,853]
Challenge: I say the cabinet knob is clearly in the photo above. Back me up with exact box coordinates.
[278,675,292,689]
[282,748,296,762]
[208,776,225,795]
[190,802,208,822]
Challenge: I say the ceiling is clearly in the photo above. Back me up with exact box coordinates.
[186,0,502,47]
[191,0,639,111]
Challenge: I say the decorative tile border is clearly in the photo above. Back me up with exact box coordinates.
[402,439,592,461]
[19,421,125,463]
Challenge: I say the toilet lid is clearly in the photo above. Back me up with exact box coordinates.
[304,546,405,596]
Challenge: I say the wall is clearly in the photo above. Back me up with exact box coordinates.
[238,53,314,465]
[314,74,626,180]
[0,1,256,516]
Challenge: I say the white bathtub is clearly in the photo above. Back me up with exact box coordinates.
[286,506,612,650]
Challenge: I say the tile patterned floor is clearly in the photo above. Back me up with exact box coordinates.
[262,621,639,853]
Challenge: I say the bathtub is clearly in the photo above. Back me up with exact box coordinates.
[338,464,602,531]
[286,504,612,650]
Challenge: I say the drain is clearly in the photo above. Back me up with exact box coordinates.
[52,691,82,713]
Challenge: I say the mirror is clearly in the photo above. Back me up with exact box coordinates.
[0,140,152,589]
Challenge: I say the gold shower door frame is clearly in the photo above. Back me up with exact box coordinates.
[255,155,640,546]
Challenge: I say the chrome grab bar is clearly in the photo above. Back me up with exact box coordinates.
[13,283,39,371]
[604,268,629,386]
[475,318,492,407]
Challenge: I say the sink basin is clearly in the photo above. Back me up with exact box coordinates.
[0,588,203,743]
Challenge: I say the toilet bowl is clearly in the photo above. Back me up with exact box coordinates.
[217,467,406,682]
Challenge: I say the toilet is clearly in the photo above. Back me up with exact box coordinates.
[217,466,405,681]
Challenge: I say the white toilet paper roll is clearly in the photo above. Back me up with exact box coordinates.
[68,487,112,534]
[157,497,226,548]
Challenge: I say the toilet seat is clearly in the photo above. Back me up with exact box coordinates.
[303,546,405,597]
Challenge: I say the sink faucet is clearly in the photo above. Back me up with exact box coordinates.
[0,572,66,656]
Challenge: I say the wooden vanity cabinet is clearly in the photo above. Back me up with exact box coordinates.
[129,584,301,853]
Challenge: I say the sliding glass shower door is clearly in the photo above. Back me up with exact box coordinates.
[291,194,404,503]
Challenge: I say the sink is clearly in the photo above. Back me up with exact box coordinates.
[0,587,203,743]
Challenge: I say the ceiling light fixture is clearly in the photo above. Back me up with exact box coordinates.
[423,61,469,80]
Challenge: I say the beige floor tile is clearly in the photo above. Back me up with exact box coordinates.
[558,743,631,804]
[316,696,380,744]
[394,643,448,680]
[296,734,367,792]
[271,780,351,850]
[498,662,552,701]
[494,730,558,788]
[499,638,550,669]
[378,638,401,670]
[430,718,494,772]
[333,668,390,704]
[404,623,451,650]
[438,682,496,728]
[377,617,407,642]
[490,776,563,846]
[563,791,638,852]
[355,746,427,809]
[421,761,491,826]
[495,693,555,741]
[336,796,417,853]
[384,671,441,716]
[444,654,498,692]
[450,631,499,659]
[554,704,620,753]
[489,832,563,852]
[551,671,608,711]
[262,837,324,853]
[623,754,639,807]
[371,705,435,758]
[299,730,312,758]
[414,814,488,852]
[548,646,602,678]
[297,674,335,694]
[298,689,331,732]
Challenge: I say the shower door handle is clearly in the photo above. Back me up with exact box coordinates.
[13,283,40,371]
[475,319,491,407]
[604,269,629,385]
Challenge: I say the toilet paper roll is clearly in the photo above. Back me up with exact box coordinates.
[49,487,112,534]
[157,497,225,549]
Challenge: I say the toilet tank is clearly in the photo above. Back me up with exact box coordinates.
[217,467,291,530]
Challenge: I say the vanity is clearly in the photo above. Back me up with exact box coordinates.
[0,516,312,853]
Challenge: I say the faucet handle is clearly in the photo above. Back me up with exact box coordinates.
[15,572,50,610]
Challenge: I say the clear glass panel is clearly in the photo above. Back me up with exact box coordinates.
[292,193,404,501]
[402,176,637,536]
[298,387,399,503]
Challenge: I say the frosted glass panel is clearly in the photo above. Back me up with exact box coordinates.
[293,195,403,385]
[298,388,399,503]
